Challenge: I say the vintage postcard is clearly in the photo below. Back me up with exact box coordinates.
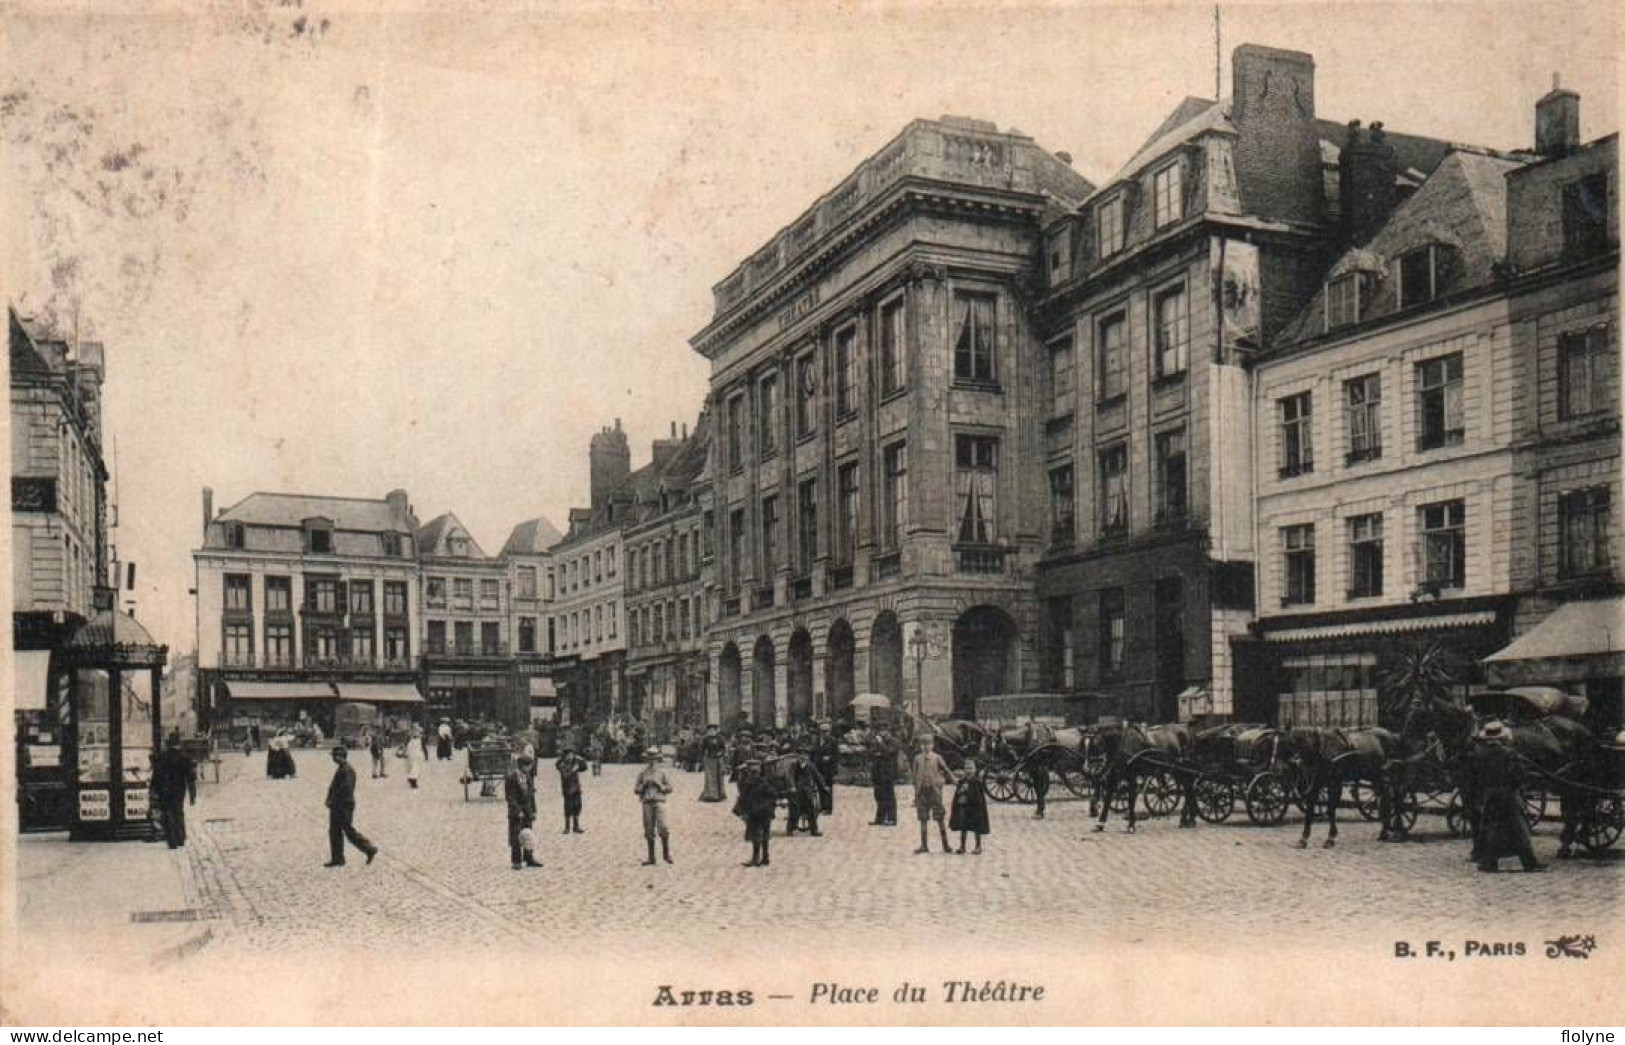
[1,0,1620,1027]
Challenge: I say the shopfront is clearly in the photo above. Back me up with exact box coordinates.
[1484,596,1625,729]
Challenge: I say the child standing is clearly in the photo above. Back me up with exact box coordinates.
[733,758,776,867]
[633,748,673,866]
[949,758,990,854]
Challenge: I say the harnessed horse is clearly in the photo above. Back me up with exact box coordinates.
[1087,722,1191,833]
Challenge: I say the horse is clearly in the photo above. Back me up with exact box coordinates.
[980,722,1091,818]
[923,718,991,768]
[1279,725,1404,848]
[762,752,826,836]
[1086,722,1191,833]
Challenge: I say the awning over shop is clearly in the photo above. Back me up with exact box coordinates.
[13,651,51,711]
[1483,598,1625,685]
[223,680,338,701]
[1263,611,1498,644]
[336,682,424,704]
[528,677,557,702]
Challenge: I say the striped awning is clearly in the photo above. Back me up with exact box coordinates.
[223,680,338,701]
[1263,610,1498,644]
[336,682,424,704]
[12,651,51,711]
[1484,598,1625,685]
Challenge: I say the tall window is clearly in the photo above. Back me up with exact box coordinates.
[702,511,715,559]
[1047,225,1073,285]
[518,567,537,599]
[652,605,663,644]
[1282,524,1316,605]
[760,496,779,577]
[519,617,536,653]
[1347,514,1384,599]
[1560,486,1611,576]
[593,552,603,583]
[479,578,499,610]
[1048,463,1075,545]
[1399,245,1442,308]
[678,600,690,640]
[728,508,745,590]
[879,296,906,395]
[1278,391,1314,477]
[1096,196,1125,257]
[1419,499,1467,589]
[834,326,857,416]
[882,442,908,551]
[954,435,998,544]
[454,621,474,653]
[626,549,639,591]
[629,610,641,649]
[1153,285,1188,377]
[1563,173,1610,259]
[1153,162,1183,227]
[1325,273,1363,330]
[1416,353,1464,450]
[1345,373,1382,464]
[836,462,859,564]
[797,478,818,575]
[952,292,997,383]
[266,576,292,614]
[1097,313,1126,401]
[349,581,373,616]
[427,620,447,654]
[1045,598,1075,690]
[311,624,341,662]
[453,578,473,610]
[308,578,339,614]
[425,577,447,608]
[1155,429,1187,522]
[1048,336,1074,417]
[795,351,817,437]
[758,374,779,456]
[224,574,252,613]
[351,627,376,663]
[1099,588,1126,680]
[727,394,745,472]
[652,542,663,586]
[385,627,409,663]
[265,623,292,666]
[1559,327,1609,418]
[223,623,253,666]
[1098,443,1129,536]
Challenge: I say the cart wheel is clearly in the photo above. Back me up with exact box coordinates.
[1394,790,1420,833]
[1194,778,1235,824]
[1142,770,1180,817]
[1520,786,1547,830]
[1579,795,1623,855]
[1445,792,1468,838]
[1011,772,1036,805]
[1349,781,1382,822]
[1291,769,1321,816]
[1109,780,1133,814]
[1059,766,1093,800]
[1245,773,1290,826]
[984,769,1017,803]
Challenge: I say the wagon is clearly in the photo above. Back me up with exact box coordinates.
[460,737,516,800]
[1178,724,1301,827]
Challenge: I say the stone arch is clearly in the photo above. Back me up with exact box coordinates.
[751,635,777,729]
[870,610,903,706]
[719,642,743,729]
[826,618,856,719]
[952,604,1018,719]
[788,628,814,725]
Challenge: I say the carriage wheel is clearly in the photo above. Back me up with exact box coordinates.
[984,769,1017,803]
[1349,782,1382,822]
[1142,770,1180,817]
[1245,773,1290,826]
[1393,790,1420,833]
[1579,795,1624,855]
[1193,778,1235,824]
[1011,770,1037,805]
[1059,766,1093,800]
[1520,786,1547,830]
[1109,780,1133,814]
[1445,792,1469,838]
[1290,769,1321,816]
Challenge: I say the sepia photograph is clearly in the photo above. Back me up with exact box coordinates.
[1,0,1620,1027]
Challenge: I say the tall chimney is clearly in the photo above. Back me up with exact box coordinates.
[1536,74,1580,158]
[589,421,631,514]
[202,487,214,538]
[1230,44,1322,225]
[1339,120,1399,246]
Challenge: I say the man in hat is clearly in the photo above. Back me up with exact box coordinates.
[869,731,898,826]
[506,750,543,869]
[1468,721,1545,874]
[555,744,588,834]
[911,736,954,855]
[151,733,198,849]
[436,719,454,760]
[700,724,729,802]
[324,745,378,867]
[729,728,754,782]
[734,757,776,867]
[812,721,840,817]
[633,748,674,866]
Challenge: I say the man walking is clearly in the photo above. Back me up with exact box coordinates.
[812,722,840,817]
[912,737,954,855]
[506,751,543,870]
[633,748,674,866]
[869,732,897,826]
[324,746,378,868]
[367,727,387,779]
[151,733,197,849]
[555,744,588,834]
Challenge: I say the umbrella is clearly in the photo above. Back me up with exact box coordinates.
[851,693,891,710]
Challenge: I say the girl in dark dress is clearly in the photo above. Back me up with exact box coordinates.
[949,758,990,854]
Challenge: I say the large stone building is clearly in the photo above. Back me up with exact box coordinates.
[691,116,1093,724]
[1033,45,1468,724]
[194,489,424,735]
[501,515,564,724]
[417,512,523,724]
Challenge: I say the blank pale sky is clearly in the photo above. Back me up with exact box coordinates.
[2,0,1615,652]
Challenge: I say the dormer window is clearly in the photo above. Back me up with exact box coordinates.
[1399,245,1445,309]
[304,520,334,554]
[1324,273,1368,331]
[1047,225,1072,284]
[1096,195,1125,259]
[225,522,246,549]
[449,534,470,557]
[1152,162,1183,228]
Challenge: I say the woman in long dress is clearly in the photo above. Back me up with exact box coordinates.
[405,722,424,789]
[699,724,728,802]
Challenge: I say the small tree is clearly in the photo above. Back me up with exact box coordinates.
[1379,641,1462,720]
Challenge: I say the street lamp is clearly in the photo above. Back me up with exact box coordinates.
[907,625,932,732]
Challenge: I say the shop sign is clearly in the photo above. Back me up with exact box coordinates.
[124,788,149,819]
[78,789,111,821]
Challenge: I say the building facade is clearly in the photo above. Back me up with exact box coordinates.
[194,489,424,735]
[691,116,1093,725]
[502,516,563,724]
[417,512,523,724]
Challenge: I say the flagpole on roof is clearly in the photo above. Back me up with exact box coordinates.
[1214,5,1222,100]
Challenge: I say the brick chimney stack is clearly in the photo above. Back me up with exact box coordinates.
[589,418,631,514]
[1536,74,1580,158]
[1339,120,1400,246]
[202,487,214,538]
[1230,44,1323,225]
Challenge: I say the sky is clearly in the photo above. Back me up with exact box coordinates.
[2,0,1616,654]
